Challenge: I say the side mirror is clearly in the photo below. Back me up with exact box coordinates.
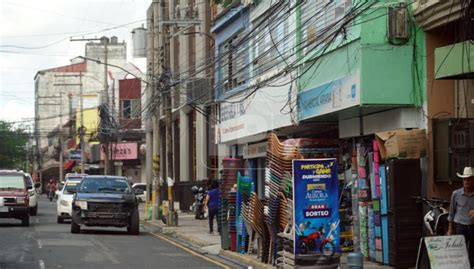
[34,182,41,188]
[134,189,144,195]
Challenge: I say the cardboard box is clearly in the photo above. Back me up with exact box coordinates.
[375,129,427,159]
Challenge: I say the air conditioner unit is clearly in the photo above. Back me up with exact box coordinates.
[388,5,409,41]
[186,78,211,105]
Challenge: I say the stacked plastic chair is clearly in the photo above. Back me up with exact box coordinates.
[265,133,302,265]
[241,192,266,259]
[276,198,296,268]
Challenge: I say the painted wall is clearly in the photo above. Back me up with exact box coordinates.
[425,26,457,200]
[359,7,420,106]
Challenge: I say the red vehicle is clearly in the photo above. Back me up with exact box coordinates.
[0,170,30,226]
[298,224,336,256]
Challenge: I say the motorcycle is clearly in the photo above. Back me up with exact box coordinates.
[412,196,450,236]
[297,221,337,256]
[190,186,206,220]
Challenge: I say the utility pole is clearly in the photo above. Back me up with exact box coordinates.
[79,73,85,174]
[152,0,162,221]
[59,92,63,183]
[70,37,111,175]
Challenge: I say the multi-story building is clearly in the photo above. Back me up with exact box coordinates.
[33,37,146,186]
[212,1,298,199]
[413,0,474,198]
[145,0,213,213]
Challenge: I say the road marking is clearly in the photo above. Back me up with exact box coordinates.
[38,260,45,269]
[37,239,42,249]
[148,232,230,269]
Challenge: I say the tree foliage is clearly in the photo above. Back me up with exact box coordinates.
[0,121,29,169]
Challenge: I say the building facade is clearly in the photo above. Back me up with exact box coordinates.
[33,37,146,186]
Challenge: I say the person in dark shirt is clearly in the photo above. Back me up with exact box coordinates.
[205,180,220,234]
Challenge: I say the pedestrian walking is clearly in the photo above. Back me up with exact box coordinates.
[448,166,474,266]
[205,180,220,235]
[46,178,57,202]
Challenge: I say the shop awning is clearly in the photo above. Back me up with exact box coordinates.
[435,41,474,79]
[63,160,76,170]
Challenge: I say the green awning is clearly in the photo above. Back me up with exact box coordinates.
[435,40,474,80]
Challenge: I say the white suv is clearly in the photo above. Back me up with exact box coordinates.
[25,173,39,216]
[57,175,85,223]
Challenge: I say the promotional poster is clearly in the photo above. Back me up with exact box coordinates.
[292,159,340,256]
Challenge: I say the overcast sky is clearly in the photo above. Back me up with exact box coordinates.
[0,0,150,126]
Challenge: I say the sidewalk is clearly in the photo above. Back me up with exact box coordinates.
[140,209,391,269]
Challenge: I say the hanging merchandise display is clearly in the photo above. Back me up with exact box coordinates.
[292,159,340,262]
[347,138,424,268]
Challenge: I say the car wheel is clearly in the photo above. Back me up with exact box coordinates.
[30,205,38,216]
[127,209,140,235]
[57,216,64,224]
[21,215,29,227]
[71,220,80,234]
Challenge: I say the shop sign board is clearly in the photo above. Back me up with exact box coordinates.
[297,72,360,121]
[243,142,267,159]
[217,76,294,143]
[100,142,138,160]
[292,159,340,256]
[416,235,470,269]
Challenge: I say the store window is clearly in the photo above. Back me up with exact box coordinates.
[252,13,290,77]
[301,0,352,56]
[219,31,246,95]
[121,99,140,119]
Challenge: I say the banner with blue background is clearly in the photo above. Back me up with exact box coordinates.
[292,159,340,256]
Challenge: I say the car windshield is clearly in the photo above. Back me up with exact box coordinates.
[79,178,130,193]
[63,181,80,193]
[26,176,33,188]
[0,175,25,189]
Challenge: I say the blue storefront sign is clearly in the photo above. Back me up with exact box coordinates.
[292,159,340,256]
[297,72,360,121]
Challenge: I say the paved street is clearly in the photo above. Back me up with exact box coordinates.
[0,196,228,269]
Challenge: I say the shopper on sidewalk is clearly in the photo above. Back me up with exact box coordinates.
[447,166,474,266]
[205,180,220,234]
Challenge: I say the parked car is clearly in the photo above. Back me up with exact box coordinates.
[56,176,85,223]
[0,170,30,226]
[25,173,40,216]
[70,176,143,235]
[131,183,146,203]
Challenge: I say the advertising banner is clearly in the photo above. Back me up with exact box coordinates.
[292,159,340,256]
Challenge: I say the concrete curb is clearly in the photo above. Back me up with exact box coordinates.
[220,250,274,269]
[140,219,263,268]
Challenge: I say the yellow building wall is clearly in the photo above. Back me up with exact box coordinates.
[76,107,99,144]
